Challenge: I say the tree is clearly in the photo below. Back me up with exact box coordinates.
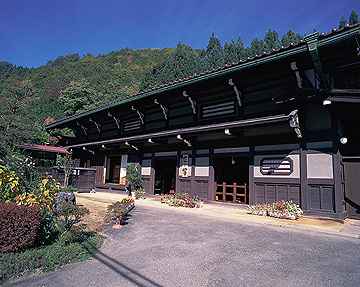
[349,9,359,25]
[57,151,73,188]
[162,42,200,82]
[0,78,38,148]
[224,38,238,64]
[236,35,246,60]
[203,32,225,70]
[264,28,281,51]
[339,15,347,28]
[59,79,104,116]
[125,163,142,195]
[248,37,266,57]
[281,29,303,47]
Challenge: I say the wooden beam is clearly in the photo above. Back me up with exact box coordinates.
[89,118,101,133]
[108,112,121,129]
[228,78,242,106]
[154,99,168,120]
[131,106,144,124]
[183,91,196,114]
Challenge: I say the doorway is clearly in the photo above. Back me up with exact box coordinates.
[154,159,177,194]
[213,156,249,203]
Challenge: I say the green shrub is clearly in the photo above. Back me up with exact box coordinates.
[59,186,78,193]
[54,203,90,235]
[0,232,105,284]
[0,203,42,253]
[134,188,145,199]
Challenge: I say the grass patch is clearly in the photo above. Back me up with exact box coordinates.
[0,232,105,284]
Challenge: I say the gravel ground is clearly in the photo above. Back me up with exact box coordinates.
[5,205,360,287]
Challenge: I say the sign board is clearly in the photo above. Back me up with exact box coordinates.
[181,155,189,177]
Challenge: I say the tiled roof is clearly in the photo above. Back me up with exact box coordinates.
[15,143,68,154]
[46,23,360,128]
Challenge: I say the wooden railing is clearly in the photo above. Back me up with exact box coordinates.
[214,182,247,203]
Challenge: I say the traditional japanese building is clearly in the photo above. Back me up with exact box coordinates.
[46,24,360,220]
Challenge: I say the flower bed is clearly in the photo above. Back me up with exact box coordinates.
[247,200,303,220]
[160,193,203,208]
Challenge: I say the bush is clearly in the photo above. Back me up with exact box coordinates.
[54,203,90,236]
[134,188,145,199]
[59,186,78,193]
[107,196,135,219]
[0,163,22,203]
[15,178,60,211]
[160,193,203,208]
[0,203,42,253]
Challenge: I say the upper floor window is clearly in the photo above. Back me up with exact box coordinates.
[200,100,236,120]
[123,119,141,133]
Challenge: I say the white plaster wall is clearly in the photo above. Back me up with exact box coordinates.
[195,157,209,177]
[141,167,151,176]
[307,153,333,179]
[195,167,209,176]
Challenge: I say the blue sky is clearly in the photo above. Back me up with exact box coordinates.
[1,0,359,68]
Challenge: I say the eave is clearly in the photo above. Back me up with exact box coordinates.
[64,114,289,149]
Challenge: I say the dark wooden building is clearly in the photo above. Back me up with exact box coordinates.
[46,25,360,220]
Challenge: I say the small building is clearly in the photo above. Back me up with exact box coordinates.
[46,25,360,220]
[15,143,68,165]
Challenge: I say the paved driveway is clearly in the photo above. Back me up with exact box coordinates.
[6,205,360,287]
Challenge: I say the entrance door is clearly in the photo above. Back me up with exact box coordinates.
[213,156,249,203]
[344,160,360,219]
[154,159,177,194]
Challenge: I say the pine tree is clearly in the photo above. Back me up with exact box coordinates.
[248,37,266,57]
[236,35,246,60]
[224,38,238,64]
[281,29,303,47]
[349,9,359,25]
[339,15,347,28]
[264,28,281,51]
[204,32,225,70]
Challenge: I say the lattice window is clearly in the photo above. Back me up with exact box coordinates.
[200,101,235,119]
[123,119,141,132]
[260,157,293,175]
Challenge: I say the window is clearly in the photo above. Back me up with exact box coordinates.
[123,119,141,133]
[200,101,235,119]
[260,157,293,175]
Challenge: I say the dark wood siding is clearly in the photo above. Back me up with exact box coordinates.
[309,185,334,211]
[254,183,300,205]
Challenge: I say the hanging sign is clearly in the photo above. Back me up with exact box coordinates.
[181,155,189,178]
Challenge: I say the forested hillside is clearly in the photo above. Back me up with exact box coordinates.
[0,10,358,149]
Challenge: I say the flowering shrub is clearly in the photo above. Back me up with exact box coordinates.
[0,163,21,203]
[0,203,42,253]
[107,196,135,219]
[160,193,203,208]
[134,188,145,199]
[247,200,303,220]
[15,178,60,211]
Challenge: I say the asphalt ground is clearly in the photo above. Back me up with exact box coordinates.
[5,196,360,287]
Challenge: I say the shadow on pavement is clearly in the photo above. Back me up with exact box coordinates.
[82,238,163,287]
